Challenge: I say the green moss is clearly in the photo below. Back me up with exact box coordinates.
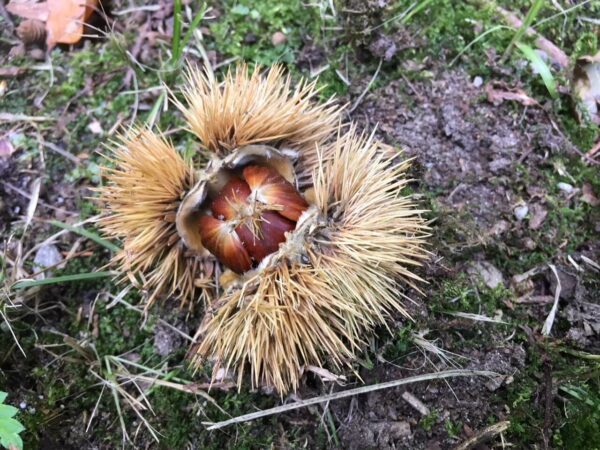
[420,409,439,432]
[209,0,321,66]
[384,324,415,360]
[431,275,510,316]
[444,418,462,438]
[315,66,349,99]
[571,31,598,60]
[558,383,600,449]
[503,344,600,447]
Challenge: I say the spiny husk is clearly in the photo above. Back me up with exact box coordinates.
[98,127,211,307]
[193,129,430,394]
[178,63,342,177]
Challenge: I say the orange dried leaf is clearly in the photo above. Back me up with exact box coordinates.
[46,0,97,47]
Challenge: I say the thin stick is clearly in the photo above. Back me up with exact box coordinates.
[1,181,77,217]
[453,420,510,450]
[203,369,496,430]
[348,59,382,114]
[42,141,81,164]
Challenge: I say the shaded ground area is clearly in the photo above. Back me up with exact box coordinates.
[1,0,599,449]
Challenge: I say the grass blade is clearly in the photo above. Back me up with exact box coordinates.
[146,90,167,127]
[180,3,207,53]
[12,272,113,290]
[450,25,512,66]
[501,0,545,62]
[516,41,558,99]
[171,0,183,63]
[401,0,435,25]
[49,220,120,252]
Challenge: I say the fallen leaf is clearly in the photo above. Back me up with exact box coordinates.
[582,183,600,206]
[6,0,49,21]
[0,139,16,158]
[528,203,547,230]
[486,82,539,106]
[573,52,600,125]
[46,0,97,47]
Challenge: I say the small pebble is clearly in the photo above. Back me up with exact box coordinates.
[557,182,574,193]
[19,401,27,410]
[33,244,63,280]
[271,31,287,46]
[473,76,483,87]
[514,204,528,220]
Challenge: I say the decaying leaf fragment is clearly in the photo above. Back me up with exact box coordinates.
[485,82,539,107]
[7,0,98,48]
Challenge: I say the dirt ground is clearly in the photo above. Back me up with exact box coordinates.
[1,0,599,449]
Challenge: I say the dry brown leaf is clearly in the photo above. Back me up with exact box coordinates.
[528,203,548,230]
[485,82,539,106]
[6,0,49,22]
[581,183,600,206]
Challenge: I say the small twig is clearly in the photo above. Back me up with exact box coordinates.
[453,420,510,450]
[348,59,382,114]
[515,295,554,304]
[42,141,81,164]
[583,140,600,165]
[1,181,77,217]
[21,215,101,263]
[105,294,196,343]
[203,369,497,430]
[581,255,600,272]
[541,264,561,336]
[0,309,26,357]
[0,113,54,123]
[444,311,508,324]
